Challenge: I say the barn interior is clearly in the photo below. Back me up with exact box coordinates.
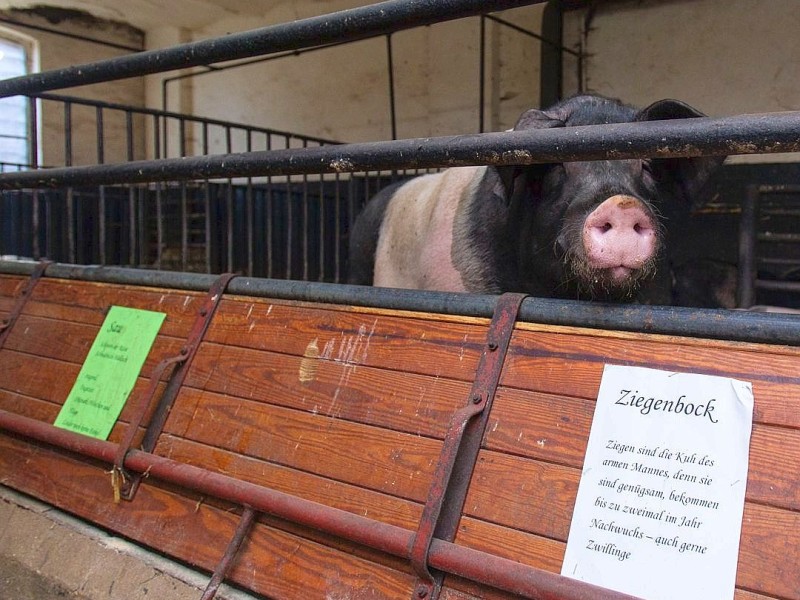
[1,2,800,600]
[0,0,798,306]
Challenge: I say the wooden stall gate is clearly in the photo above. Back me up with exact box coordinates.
[0,263,798,600]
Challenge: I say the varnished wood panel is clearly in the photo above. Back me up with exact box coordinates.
[0,434,422,600]
[0,276,798,599]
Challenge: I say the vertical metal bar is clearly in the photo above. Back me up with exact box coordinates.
[226,127,234,273]
[65,102,76,263]
[246,128,254,277]
[266,134,274,279]
[334,172,342,283]
[737,185,758,308]
[302,139,309,282]
[96,106,105,165]
[203,122,212,273]
[285,134,293,280]
[180,118,188,272]
[386,34,397,141]
[479,15,486,133]
[153,113,161,160]
[97,106,106,265]
[318,166,325,282]
[28,96,38,169]
[29,97,40,259]
[200,507,258,600]
[127,110,136,266]
[540,0,564,107]
[155,183,163,269]
[153,114,162,269]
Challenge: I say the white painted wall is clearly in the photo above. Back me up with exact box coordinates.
[0,8,146,166]
[143,2,545,155]
[562,0,800,163]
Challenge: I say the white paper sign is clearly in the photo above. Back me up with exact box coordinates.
[561,364,754,600]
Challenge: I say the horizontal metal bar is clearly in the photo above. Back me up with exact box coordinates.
[757,233,800,243]
[3,260,800,346]
[0,0,543,98]
[2,111,800,189]
[0,410,638,600]
[33,93,341,146]
[755,279,800,293]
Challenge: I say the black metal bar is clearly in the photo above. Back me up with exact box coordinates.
[97,106,106,265]
[3,260,800,346]
[479,15,485,133]
[539,0,564,107]
[3,111,799,189]
[486,12,579,56]
[318,173,326,282]
[0,0,544,98]
[33,92,340,147]
[28,97,40,259]
[756,280,800,294]
[386,34,398,141]
[126,111,136,266]
[246,129,255,278]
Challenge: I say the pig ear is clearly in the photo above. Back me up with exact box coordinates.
[637,99,726,207]
[496,109,563,201]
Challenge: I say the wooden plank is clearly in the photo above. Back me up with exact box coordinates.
[0,352,167,432]
[503,327,800,428]
[484,390,800,512]
[207,299,487,382]
[23,278,204,337]
[156,434,423,530]
[184,342,470,439]
[1,277,798,599]
[0,274,24,298]
[165,387,442,503]
[2,314,185,377]
[0,434,422,600]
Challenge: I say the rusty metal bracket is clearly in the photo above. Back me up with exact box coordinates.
[112,272,237,502]
[0,260,50,350]
[409,292,527,600]
[200,506,258,600]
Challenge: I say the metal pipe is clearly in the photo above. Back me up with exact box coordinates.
[31,93,340,147]
[0,0,544,98]
[479,15,485,133]
[0,409,638,600]
[386,34,398,141]
[3,260,800,346]
[2,111,798,189]
[737,185,758,308]
[200,506,258,600]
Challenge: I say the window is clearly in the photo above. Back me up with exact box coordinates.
[0,30,37,169]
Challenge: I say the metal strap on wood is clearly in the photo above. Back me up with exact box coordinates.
[0,261,50,350]
[200,506,258,600]
[409,292,527,600]
[112,272,237,502]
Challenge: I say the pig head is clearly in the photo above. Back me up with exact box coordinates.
[347,94,724,303]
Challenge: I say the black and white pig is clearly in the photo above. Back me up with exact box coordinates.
[348,94,724,304]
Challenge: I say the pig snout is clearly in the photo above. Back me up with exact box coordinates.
[582,195,658,282]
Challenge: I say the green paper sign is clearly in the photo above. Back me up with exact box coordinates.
[54,306,166,440]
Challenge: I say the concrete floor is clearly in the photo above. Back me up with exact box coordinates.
[0,485,262,600]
